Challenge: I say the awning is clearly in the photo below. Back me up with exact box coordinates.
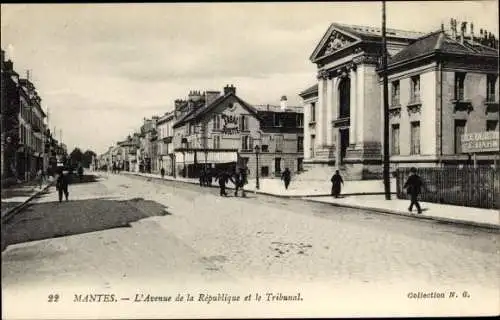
[174,150,238,164]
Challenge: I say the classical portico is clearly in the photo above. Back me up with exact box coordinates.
[300,23,422,179]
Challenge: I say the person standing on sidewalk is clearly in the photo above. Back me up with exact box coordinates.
[37,168,44,189]
[403,167,424,214]
[56,169,70,202]
[281,168,292,190]
[330,170,344,198]
[160,167,165,179]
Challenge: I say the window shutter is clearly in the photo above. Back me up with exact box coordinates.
[249,136,254,150]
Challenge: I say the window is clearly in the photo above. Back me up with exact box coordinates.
[213,135,220,149]
[275,135,284,152]
[311,102,316,122]
[213,114,221,130]
[261,145,269,152]
[486,120,498,131]
[454,120,466,154]
[240,115,249,131]
[410,76,420,103]
[297,136,304,152]
[241,135,253,151]
[487,75,497,102]
[410,121,420,155]
[454,72,466,101]
[297,114,303,128]
[391,80,400,106]
[274,158,282,174]
[391,124,400,155]
[273,114,281,127]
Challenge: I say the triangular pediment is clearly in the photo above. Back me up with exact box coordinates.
[310,25,362,62]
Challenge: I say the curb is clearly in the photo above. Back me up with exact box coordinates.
[1,183,53,224]
[302,198,500,231]
[123,172,395,198]
[121,172,500,231]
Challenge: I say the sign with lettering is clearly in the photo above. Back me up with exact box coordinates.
[221,114,239,135]
[461,131,499,153]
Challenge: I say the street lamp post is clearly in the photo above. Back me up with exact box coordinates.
[254,145,260,190]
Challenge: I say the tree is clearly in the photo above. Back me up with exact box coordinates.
[69,148,83,168]
[82,150,96,168]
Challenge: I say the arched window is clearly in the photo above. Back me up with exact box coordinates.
[338,77,351,119]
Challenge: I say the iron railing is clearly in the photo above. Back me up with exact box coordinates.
[395,166,500,209]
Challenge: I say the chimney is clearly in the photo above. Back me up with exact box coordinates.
[223,84,236,95]
[469,23,474,44]
[280,95,288,111]
[205,91,221,106]
[460,21,466,43]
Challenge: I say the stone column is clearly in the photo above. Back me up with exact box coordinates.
[303,102,311,160]
[349,65,358,146]
[326,76,334,146]
[317,76,325,147]
[356,64,365,145]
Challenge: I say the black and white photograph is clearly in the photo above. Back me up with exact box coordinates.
[1,1,499,318]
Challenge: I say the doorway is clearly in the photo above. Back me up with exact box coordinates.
[339,129,350,164]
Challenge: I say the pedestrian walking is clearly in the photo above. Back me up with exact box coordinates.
[199,168,206,187]
[160,167,165,179]
[207,168,213,187]
[56,169,70,202]
[37,168,44,189]
[403,167,425,214]
[281,168,292,190]
[215,170,232,196]
[330,170,344,198]
[233,167,248,197]
[77,165,84,182]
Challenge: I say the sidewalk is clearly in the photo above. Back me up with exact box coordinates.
[121,171,499,230]
[1,178,53,221]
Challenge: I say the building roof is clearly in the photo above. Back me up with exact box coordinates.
[299,84,318,97]
[388,29,499,67]
[253,104,303,113]
[331,23,424,41]
[310,23,424,62]
[174,92,259,128]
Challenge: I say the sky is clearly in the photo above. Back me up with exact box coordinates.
[1,1,498,154]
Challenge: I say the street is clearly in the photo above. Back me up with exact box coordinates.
[2,173,499,291]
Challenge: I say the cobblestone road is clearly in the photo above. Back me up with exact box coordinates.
[2,173,499,297]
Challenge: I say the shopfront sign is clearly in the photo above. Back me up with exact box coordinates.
[461,131,499,153]
[221,114,239,135]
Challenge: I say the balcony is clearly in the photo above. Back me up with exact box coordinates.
[388,104,402,118]
[452,99,473,113]
[407,96,422,115]
[485,95,499,114]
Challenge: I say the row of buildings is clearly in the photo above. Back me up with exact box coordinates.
[100,19,499,181]
[98,86,305,179]
[1,49,66,185]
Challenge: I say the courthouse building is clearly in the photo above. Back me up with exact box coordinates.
[299,21,499,180]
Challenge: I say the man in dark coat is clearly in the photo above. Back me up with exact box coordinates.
[160,167,165,179]
[331,170,344,198]
[56,169,70,202]
[403,167,424,214]
[215,170,233,196]
[199,168,205,187]
[281,168,292,190]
